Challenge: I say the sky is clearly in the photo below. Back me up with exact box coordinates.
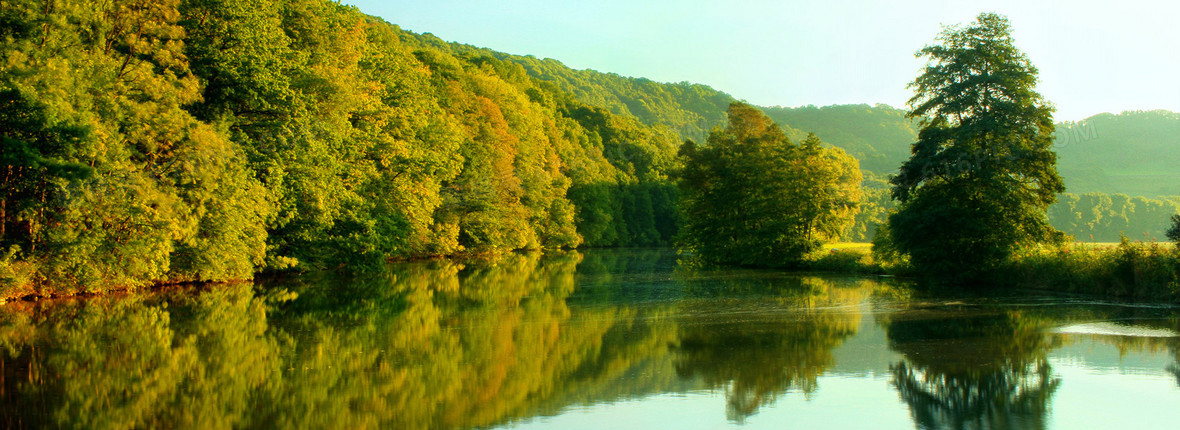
[347,0,1180,122]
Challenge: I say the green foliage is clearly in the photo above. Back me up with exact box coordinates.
[1168,214,1180,244]
[888,13,1064,282]
[0,0,273,294]
[677,102,861,267]
[1048,192,1180,242]
[0,0,690,296]
[1002,241,1180,300]
[842,182,895,242]
[803,247,882,274]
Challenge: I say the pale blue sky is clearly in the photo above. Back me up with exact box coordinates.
[348,0,1180,122]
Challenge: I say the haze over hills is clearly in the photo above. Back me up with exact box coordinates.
[426,29,1180,242]
[452,31,1180,200]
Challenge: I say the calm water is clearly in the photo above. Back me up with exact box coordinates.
[3,249,1180,429]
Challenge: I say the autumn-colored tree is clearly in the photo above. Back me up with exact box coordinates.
[677,102,861,267]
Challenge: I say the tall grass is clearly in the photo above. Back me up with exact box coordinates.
[804,243,909,275]
[805,240,1180,302]
[1000,240,1180,301]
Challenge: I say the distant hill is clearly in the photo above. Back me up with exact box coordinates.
[1055,110,1180,197]
[490,54,736,143]
[467,49,815,143]
[762,104,918,175]
[758,106,1180,200]
[405,33,1180,242]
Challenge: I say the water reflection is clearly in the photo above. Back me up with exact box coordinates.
[3,250,1180,428]
[883,307,1061,429]
[673,277,870,422]
[0,285,280,429]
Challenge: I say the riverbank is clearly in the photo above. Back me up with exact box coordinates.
[7,241,1180,304]
[0,247,524,303]
[1000,240,1180,301]
[805,240,1180,302]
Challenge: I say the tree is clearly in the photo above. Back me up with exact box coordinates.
[887,13,1064,281]
[1166,214,1180,244]
[677,102,860,267]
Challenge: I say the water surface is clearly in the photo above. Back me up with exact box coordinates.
[2,249,1179,428]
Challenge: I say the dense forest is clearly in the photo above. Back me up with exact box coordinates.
[3,0,1179,296]
[0,0,690,295]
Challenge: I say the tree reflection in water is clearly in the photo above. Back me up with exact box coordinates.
[0,251,686,429]
[672,276,876,422]
[0,248,933,428]
[885,309,1061,429]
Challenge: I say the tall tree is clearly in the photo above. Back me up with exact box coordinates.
[678,102,860,267]
[887,13,1064,281]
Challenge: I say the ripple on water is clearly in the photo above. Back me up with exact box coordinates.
[1049,321,1180,338]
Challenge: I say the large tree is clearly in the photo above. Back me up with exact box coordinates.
[887,13,1064,280]
[678,102,861,267]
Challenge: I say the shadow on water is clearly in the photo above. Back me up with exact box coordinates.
[3,248,1180,428]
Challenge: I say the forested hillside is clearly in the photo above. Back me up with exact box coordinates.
[1055,110,1180,196]
[762,104,917,174]
[0,0,682,295]
[4,0,1180,297]
[489,52,739,143]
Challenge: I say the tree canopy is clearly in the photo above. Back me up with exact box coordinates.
[886,13,1065,281]
[0,0,685,297]
[677,102,861,267]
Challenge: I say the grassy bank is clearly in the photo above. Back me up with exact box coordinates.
[804,243,889,275]
[1000,240,1180,301]
[805,241,1180,302]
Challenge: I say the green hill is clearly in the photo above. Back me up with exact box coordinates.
[762,104,918,175]
[1055,110,1180,196]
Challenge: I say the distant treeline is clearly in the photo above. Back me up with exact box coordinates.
[842,190,1180,243]
[1048,193,1180,242]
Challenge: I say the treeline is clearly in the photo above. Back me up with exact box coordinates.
[842,191,1180,244]
[0,0,680,296]
[1048,193,1180,242]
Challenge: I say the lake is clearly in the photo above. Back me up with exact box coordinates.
[2,248,1180,429]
